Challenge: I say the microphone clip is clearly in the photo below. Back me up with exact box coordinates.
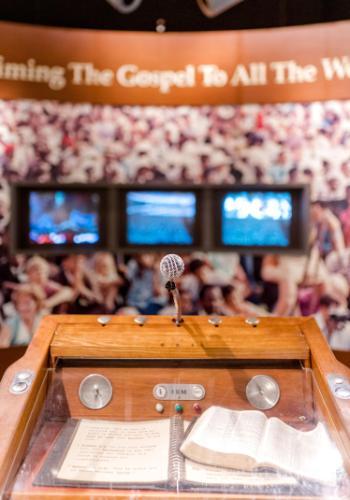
[165,280,176,292]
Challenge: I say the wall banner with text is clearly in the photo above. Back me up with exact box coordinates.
[1,20,350,105]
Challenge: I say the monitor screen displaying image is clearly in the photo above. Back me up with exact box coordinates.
[29,190,101,246]
[125,190,197,246]
[221,191,293,247]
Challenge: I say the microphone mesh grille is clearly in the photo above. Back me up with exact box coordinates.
[160,254,185,280]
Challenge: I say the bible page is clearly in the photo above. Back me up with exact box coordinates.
[180,406,267,469]
[257,417,339,484]
[56,418,171,484]
[184,458,298,487]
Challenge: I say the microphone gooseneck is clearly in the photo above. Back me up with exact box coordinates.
[160,254,185,326]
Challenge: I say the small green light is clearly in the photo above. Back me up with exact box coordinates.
[175,403,183,413]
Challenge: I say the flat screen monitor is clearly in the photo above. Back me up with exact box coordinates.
[214,186,309,253]
[222,191,292,247]
[29,190,100,246]
[12,185,109,253]
[122,189,200,248]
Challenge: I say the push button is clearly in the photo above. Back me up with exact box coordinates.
[155,403,164,413]
[175,403,183,413]
[193,403,202,414]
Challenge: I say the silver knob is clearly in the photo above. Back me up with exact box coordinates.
[79,374,113,409]
[9,370,34,395]
[246,375,280,410]
[208,316,222,327]
[245,317,260,327]
[134,316,147,326]
[328,374,350,400]
[16,371,33,381]
[97,316,111,326]
[10,382,28,394]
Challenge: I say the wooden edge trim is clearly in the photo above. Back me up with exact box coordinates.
[302,317,350,474]
[0,316,58,489]
[46,314,311,326]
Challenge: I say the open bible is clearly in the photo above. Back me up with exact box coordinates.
[180,406,340,486]
[34,409,340,493]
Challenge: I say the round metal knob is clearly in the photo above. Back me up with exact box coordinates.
[327,373,350,400]
[246,375,280,410]
[16,371,33,381]
[245,317,260,327]
[9,370,34,395]
[134,316,147,326]
[208,316,222,327]
[97,316,111,326]
[10,381,28,394]
[79,374,113,409]
[335,385,350,399]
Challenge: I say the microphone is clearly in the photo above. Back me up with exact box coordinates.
[159,254,185,280]
[160,254,185,326]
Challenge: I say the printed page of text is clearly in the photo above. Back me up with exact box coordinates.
[186,406,266,458]
[184,458,298,487]
[258,418,338,484]
[56,418,171,484]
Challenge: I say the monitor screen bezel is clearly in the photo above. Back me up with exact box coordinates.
[211,184,310,254]
[118,185,203,252]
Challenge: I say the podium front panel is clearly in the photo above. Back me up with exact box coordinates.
[0,315,349,499]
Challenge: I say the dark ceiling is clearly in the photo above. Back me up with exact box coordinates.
[0,0,349,31]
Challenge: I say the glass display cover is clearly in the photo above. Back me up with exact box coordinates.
[4,361,349,499]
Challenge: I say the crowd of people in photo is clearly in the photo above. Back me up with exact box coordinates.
[0,99,350,349]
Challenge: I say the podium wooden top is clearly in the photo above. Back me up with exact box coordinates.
[50,315,310,361]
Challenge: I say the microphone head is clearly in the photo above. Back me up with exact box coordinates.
[160,254,185,280]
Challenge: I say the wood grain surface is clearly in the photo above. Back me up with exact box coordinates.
[50,315,309,361]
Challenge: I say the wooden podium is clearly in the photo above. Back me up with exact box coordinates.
[0,314,349,498]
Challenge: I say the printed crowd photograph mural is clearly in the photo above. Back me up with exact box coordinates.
[0,99,350,350]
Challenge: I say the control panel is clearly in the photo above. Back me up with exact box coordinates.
[74,367,287,420]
